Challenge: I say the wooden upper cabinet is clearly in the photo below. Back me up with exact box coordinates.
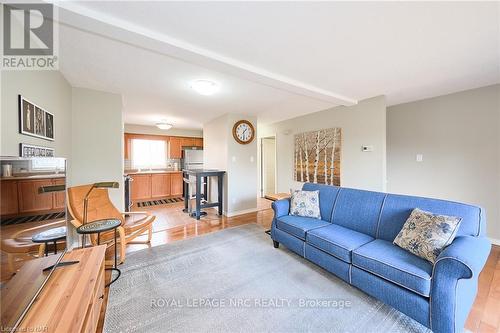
[18,179,54,213]
[181,138,196,148]
[52,178,66,209]
[151,174,171,198]
[169,137,183,159]
[194,138,203,148]
[130,174,152,201]
[124,133,130,159]
[170,173,183,196]
[0,180,19,216]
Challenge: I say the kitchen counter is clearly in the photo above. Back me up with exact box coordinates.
[124,170,182,175]
[0,174,66,181]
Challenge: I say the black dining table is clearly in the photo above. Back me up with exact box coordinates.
[183,169,225,220]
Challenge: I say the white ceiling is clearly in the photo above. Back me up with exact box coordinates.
[56,1,500,130]
[58,24,333,129]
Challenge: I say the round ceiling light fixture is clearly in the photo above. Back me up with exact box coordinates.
[156,122,173,130]
[190,79,220,96]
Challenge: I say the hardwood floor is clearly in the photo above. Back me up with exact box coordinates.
[465,245,500,333]
[56,198,500,333]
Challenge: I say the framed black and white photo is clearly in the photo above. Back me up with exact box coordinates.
[20,143,55,158]
[19,95,55,141]
[45,112,54,139]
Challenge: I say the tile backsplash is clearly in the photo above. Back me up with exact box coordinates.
[124,158,180,171]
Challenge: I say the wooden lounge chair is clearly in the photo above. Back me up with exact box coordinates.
[1,219,65,274]
[67,184,155,264]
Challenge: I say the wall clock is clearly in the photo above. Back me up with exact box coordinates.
[232,120,255,144]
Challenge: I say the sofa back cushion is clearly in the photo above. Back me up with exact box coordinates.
[331,188,386,237]
[378,194,484,242]
[302,183,340,222]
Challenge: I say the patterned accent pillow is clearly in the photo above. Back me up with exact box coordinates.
[393,208,462,264]
[290,190,321,219]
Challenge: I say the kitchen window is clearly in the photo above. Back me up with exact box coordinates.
[131,139,167,169]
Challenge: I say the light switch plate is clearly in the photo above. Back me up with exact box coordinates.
[416,154,423,162]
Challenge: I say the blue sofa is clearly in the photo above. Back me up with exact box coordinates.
[271,183,491,333]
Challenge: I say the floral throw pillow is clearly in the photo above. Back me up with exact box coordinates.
[393,208,462,264]
[289,190,321,219]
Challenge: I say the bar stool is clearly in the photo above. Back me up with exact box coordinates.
[183,175,207,218]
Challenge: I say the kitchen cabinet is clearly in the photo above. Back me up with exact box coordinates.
[170,173,183,196]
[151,174,171,198]
[0,177,66,216]
[128,172,183,202]
[194,138,203,148]
[53,178,66,209]
[130,174,152,201]
[124,133,131,159]
[169,137,183,159]
[18,179,54,213]
[0,180,19,215]
[181,137,196,148]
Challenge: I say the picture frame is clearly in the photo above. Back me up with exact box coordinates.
[19,143,55,158]
[294,128,342,186]
[19,95,55,141]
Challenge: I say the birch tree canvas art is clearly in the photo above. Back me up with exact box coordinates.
[294,128,341,185]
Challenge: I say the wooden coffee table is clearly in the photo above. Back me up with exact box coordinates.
[264,192,291,201]
[264,193,291,235]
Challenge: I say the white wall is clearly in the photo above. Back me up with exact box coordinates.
[69,88,124,209]
[1,71,72,158]
[261,137,276,196]
[203,114,229,211]
[387,84,500,242]
[203,113,258,215]
[259,96,387,193]
[124,124,203,137]
[226,114,258,215]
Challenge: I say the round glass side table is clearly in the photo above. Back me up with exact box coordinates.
[32,226,67,256]
[77,219,122,286]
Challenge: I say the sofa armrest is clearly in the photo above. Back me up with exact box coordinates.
[430,236,491,333]
[434,236,491,278]
[271,198,290,219]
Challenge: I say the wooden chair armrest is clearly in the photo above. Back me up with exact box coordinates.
[69,219,82,229]
[121,211,152,216]
[11,220,65,238]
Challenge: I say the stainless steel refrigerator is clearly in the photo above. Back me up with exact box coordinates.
[182,147,204,170]
[181,147,204,200]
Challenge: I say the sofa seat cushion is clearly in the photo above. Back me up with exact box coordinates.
[352,239,433,297]
[306,224,374,263]
[276,215,330,240]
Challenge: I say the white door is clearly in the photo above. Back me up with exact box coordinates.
[261,137,276,196]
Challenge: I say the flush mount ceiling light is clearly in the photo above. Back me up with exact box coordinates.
[156,122,173,130]
[190,79,220,96]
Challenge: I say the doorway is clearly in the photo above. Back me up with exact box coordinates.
[260,136,276,197]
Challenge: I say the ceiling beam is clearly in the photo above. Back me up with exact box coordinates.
[52,1,358,106]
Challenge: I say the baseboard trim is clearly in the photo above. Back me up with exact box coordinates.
[225,207,259,217]
[490,238,500,246]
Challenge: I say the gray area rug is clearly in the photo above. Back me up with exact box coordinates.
[104,224,430,333]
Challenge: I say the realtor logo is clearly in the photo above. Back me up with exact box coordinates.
[2,3,58,69]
